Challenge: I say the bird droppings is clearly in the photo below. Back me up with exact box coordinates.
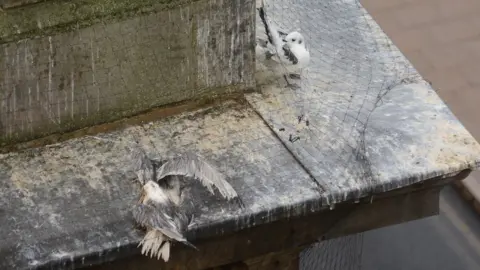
[289,134,300,143]
[298,115,303,123]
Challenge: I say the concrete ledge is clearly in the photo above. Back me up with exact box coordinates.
[85,174,456,269]
[0,0,255,146]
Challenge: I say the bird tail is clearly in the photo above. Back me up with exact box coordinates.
[138,230,198,261]
[258,1,272,45]
[155,153,239,201]
[138,230,171,261]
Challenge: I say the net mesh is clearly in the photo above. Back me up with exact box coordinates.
[0,0,428,268]
[301,233,364,270]
[253,0,424,204]
[256,0,423,268]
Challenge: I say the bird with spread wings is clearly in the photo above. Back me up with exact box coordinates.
[131,146,241,261]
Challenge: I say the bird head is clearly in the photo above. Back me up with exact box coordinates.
[283,31,305,46]
[144,179,160,189]
[142,180,169,204]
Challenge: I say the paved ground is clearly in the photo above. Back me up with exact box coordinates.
[360,0,480,197]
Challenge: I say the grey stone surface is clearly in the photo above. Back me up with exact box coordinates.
[0,0,480,269]
[0,101,319,269]
[248,0,480,204]
[0,0,255,145]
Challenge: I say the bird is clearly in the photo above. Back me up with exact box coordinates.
[256,0,310,89]
[131,148,241,261]
[133,179,195,261]
[255,37,275,62]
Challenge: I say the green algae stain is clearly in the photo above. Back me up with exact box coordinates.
[0,0,198,44]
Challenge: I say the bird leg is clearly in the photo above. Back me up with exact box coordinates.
[284,74,301,90]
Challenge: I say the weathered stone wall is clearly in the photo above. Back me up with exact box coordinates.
[0,0,38,9]
[1,0,40,9]
[0,0,256,145]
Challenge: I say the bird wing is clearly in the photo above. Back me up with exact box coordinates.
[131,145,154,185]
[256,37,269,48]
[282,43,299,65]
[278,30,288,38]
[258,0,283,53]
[133,204,187,242]
[155,152,238,200]
[258,5,272,45]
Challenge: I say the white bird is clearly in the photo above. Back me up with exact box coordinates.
[132,149,241,261]
[256,0,310,89]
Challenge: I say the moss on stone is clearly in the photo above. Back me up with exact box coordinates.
[0,0,198,44]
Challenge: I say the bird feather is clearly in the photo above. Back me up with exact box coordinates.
[282,43,298,64]
[258,0,283,54]
[155,152,238,200]
[131,145,154,185]
[133,204,188,243]
[139,230,169,260]
[160,241,170,261]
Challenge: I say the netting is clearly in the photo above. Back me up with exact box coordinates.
[255,0,422,268]
[301,234,364,270]
[253,0,424,204]
[0,0,429,268]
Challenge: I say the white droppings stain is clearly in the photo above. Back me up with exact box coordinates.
[28,260,40,266]
[86,98,89,117]
[90,35,99,112]
[28,87,32,131]
[366,84,480,190]
[48,36,55,123]
[36,80,40,101]
[3,46,11,137]
[71,70,75,119]
[51,250,72,259]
